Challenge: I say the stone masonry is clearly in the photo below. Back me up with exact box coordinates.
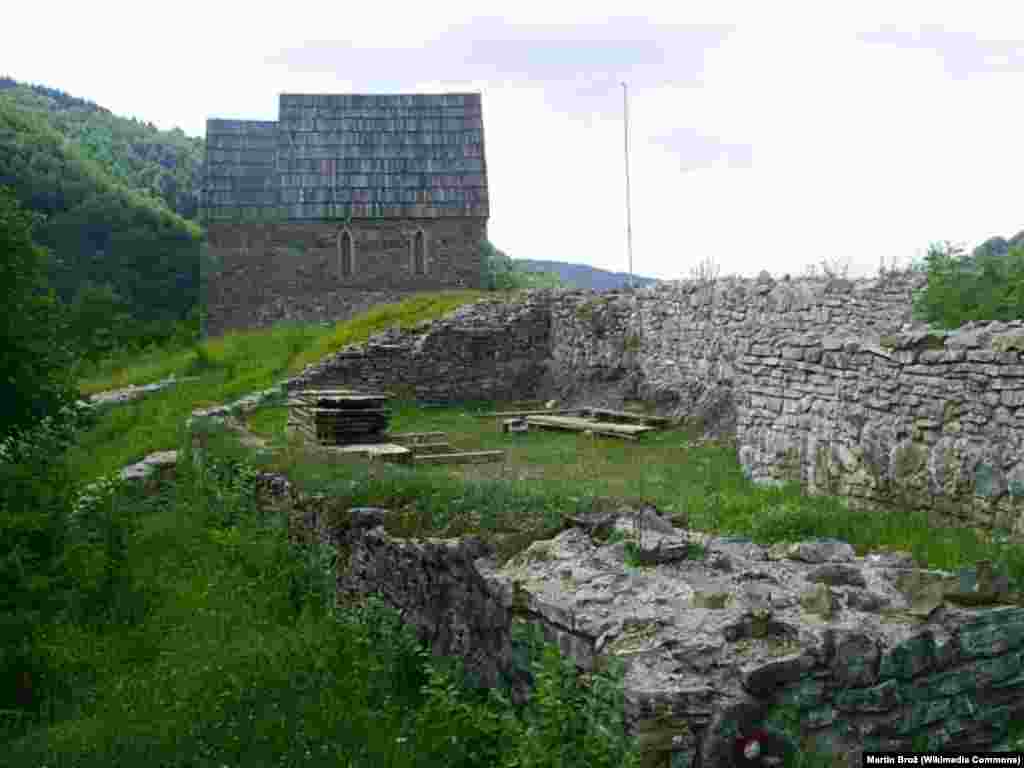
[285,295,552,403]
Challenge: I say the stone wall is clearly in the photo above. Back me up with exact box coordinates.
[284,294,553,403]
[252,481,533,704]
[735,322,1024,537]
[543,273,1024,535]
[174,383,1024,766]
[204,218,485,337]
[545,273,927,419]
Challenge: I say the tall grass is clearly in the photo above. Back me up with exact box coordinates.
[4,424,640,767]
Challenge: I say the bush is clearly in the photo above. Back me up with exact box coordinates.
[0,186,81,442]
[0,400,137,731]
[912,240,1024,329]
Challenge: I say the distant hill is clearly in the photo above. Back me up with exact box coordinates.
[514,259,659,290]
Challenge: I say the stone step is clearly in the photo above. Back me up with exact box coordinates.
[413,450,505,465]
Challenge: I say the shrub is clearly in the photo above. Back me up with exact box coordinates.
[0,400,139,731]
[0,186,81,442]
[912,240,1024,329]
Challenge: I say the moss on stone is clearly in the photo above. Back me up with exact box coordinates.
[993,332,1024,353]
[891,441,927,482]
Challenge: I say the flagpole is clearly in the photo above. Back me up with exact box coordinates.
[622,82,634,290]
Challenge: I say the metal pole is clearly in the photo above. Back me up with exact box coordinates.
[622,82,634,290]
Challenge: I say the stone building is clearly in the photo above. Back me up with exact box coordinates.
[201,93,489,336]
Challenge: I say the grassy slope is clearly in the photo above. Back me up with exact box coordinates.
[243,399,1024,586]
[64,291,497,487]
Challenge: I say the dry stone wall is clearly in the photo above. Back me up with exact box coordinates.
[284,295,553,403]
[736,322,1024,537]
[546,274,927,417]
[545,273,1024,536]
[252,478,534,704]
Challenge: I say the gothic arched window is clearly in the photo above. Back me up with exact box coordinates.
[412,229,426,275]
[338,229,354,278]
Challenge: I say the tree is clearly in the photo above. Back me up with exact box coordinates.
[911,240,1024,329]
[0,186,80,442]
[64,280,134,363]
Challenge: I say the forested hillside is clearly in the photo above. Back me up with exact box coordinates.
[0,92,200,349]
[0,78,203,220]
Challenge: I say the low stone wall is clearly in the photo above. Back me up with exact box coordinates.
[284,294,553,403]
[251,479,533,704]
[78,375,201,410]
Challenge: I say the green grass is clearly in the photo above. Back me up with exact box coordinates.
[62,291,493,485]
[243,399,1024,586]
[4,429,640,767]
[74,290,501,398]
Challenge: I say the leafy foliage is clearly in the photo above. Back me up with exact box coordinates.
[912,240,1024,329]
[0,78,203,220]
[0,187,80,440]
[0,95,200,338]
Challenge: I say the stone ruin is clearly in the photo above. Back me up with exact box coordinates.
[283,275,1024,540]
[253,471,1024,768]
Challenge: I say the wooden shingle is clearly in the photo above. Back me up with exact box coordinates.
[202,93,488,222]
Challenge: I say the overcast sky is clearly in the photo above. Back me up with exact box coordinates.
[6,2,1023,280]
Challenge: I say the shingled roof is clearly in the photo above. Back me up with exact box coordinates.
[203,93,488,222]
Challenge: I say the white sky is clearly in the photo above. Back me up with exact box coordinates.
[6,2,1023,280]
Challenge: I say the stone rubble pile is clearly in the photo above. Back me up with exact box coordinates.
[286,389,392,445]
